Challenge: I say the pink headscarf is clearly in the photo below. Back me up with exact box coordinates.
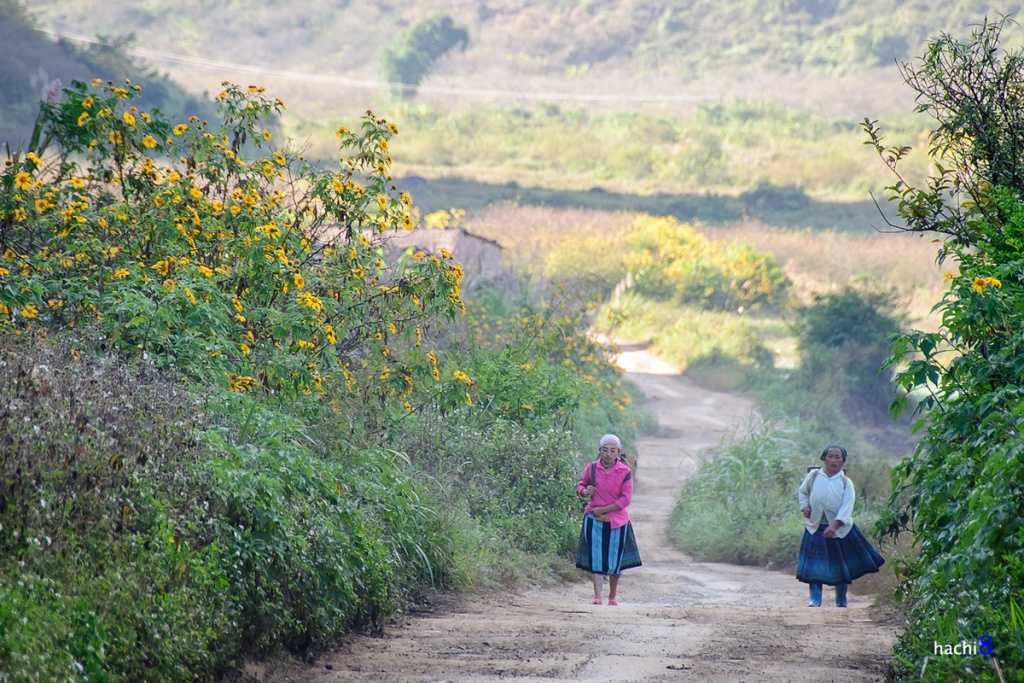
[599,434,621,448]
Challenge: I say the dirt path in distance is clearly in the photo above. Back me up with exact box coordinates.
[262,342,898,683]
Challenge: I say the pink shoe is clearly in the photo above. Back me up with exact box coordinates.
[591,598,602,605]
[607,599,618,606]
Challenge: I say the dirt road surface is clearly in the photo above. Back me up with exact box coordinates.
[265,342,898,683]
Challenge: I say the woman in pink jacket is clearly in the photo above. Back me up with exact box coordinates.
[575,434,642,605]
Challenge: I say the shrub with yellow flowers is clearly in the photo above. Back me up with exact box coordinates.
[458,288,647,449]
[622,214,789,311]
[0,79,463,402]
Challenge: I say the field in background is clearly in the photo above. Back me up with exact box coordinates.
[462,203,945,315]
[290,100,936,214]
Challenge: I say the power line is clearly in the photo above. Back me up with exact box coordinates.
[37,27,716,104]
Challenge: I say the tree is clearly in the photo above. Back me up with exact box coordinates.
[378,14,469,101]
[866,17,1024,681]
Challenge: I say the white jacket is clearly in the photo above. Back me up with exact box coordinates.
[797,468,855,539]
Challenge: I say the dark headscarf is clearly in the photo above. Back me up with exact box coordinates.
[819,444,848,462]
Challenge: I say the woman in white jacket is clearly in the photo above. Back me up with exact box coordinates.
[796,445,885,607]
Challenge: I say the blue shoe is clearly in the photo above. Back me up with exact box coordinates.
[835,583,848,608]
[808,583,822,607]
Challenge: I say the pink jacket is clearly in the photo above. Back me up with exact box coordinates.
[577,459,633,529]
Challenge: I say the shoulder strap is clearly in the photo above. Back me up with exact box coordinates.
[589,461,597,486]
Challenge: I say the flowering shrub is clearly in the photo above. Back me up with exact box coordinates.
[880,188,1024,680]
[0,79,464,401]
[622,215,788,311]
[459,291,643,447]
[0,79,483,681]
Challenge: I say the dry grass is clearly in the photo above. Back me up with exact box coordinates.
[705,219,948,330]
[464,204,633,275]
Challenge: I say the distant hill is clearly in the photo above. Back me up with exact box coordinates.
[21,0,1024,120]
[0,0,215,146]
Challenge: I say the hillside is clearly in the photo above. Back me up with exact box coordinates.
[0,0,215,146]
[22,0,1024,120]
[5,1,1020,230]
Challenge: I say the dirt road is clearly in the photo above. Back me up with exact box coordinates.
[265,342,898,683]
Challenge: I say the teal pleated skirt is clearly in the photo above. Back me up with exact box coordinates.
[796,523,885,586]
[575,513,642,576]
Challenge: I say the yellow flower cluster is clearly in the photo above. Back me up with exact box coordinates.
[0,80,471,405]
[971,276,1002,294]
[297,291,323,312]
[229,375,260,392]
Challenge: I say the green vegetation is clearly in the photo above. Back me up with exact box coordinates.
[769,288,905,430]
[0,80,646,681]
[665,285,903,569]
[598,293,775,386]
[544,220,912,574]
[8,1,1024,678]
[311,100,932,201]
[474,205,916,583]
[865,18,1024,681]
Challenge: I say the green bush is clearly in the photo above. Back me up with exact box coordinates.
[622,215,789,312]
[456,292,648,451]
[392,292,651,562]
[0,335,239,681]
[766,287,904,431]
[0,334,460,680]
[403,420,580,557]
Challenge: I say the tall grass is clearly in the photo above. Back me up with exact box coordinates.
[465,204,632,277]
[706,222,947,304]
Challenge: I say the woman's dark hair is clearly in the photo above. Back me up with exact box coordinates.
[819,444,848,461]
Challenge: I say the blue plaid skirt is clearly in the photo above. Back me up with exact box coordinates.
[575,514,642,576]
[796,523,885,586]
